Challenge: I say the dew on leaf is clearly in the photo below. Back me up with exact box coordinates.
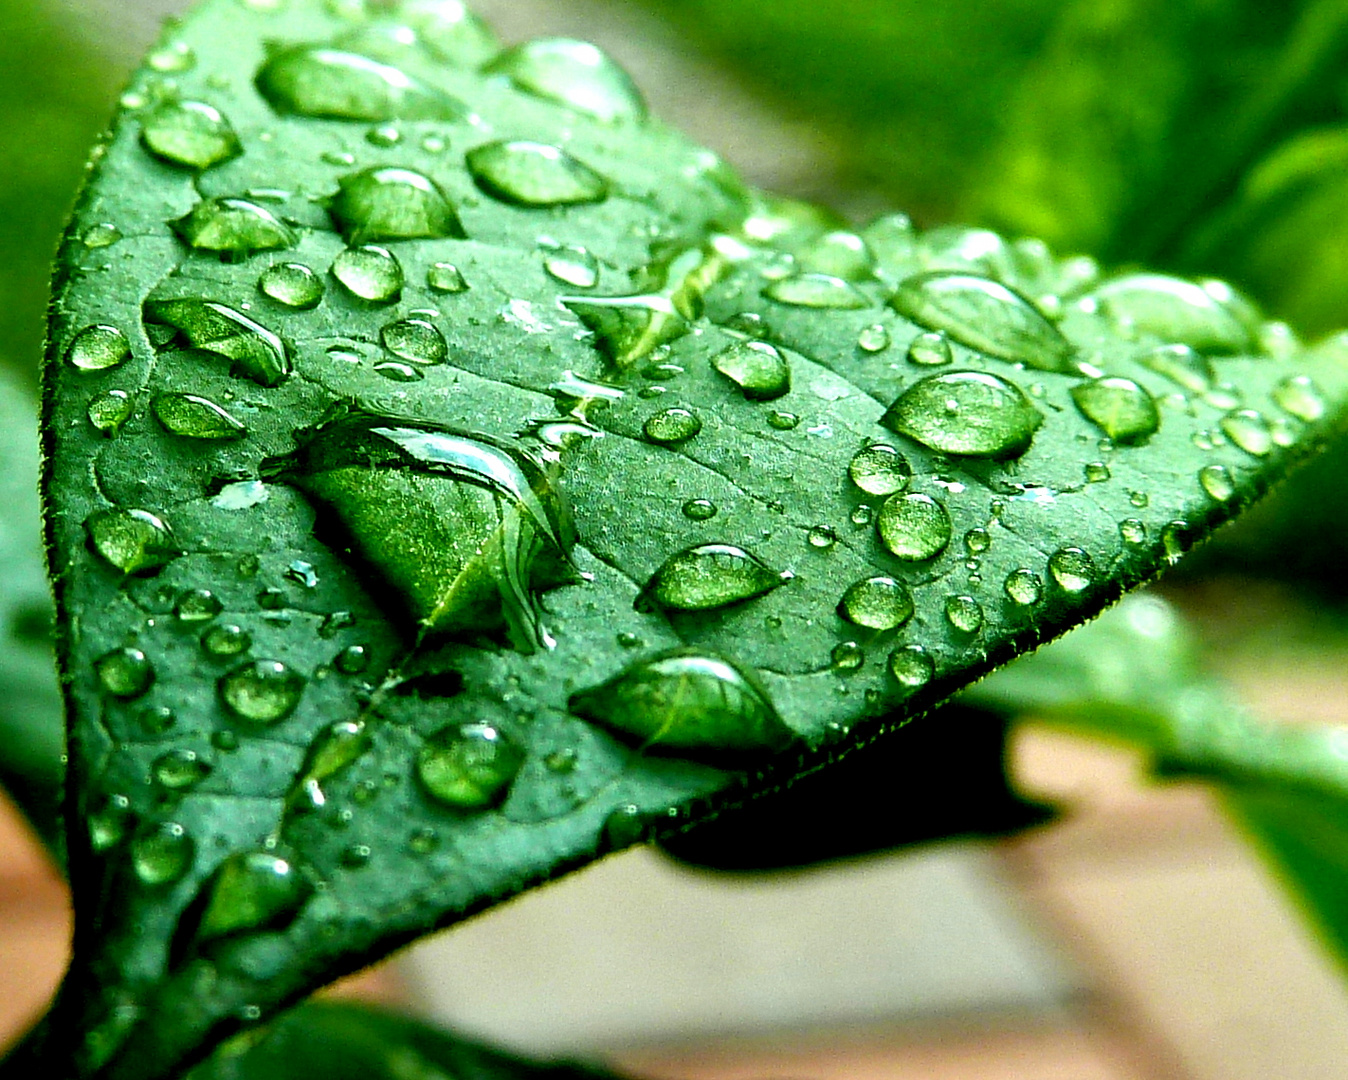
[1220,409,1274,457]
[81,223,123,249]
[219,660,305,724]
[329,166,464,244]
[944,594,984,633]
[1119,518,1147,545]
[141,100,242,170]
[906,331,953,367]
[148,40,196,73]
[857,323,890,353]
[88,389,134,435]
[838,576,914,631]
[483,38,646,123]
[143,299,290,386]
[86,508,178,575]
[847,443,911,497]
[255,45,467,122]
[1137,343,1213,393]
[877,492,951,560]
[334,645,370,675]
[152,392,247,440]
[883,370,1042,459]
[466,140,609,207]
[643,406,701,444]
[66,325,131,372]
[417,722,524,809]
[1089,273,1254,354]
[1048,547,1094,592]
[132,823,195,886]
[564,293,688,370]
[140,706,176,734]
[636,543,791,612]
[381,318,447,365]
[1070,377,1159,444]
[172,197,296,254]
[1199,464,1235,502]
[96,647,155,699]
[1003,568,1042,606]
[767,410,800,431]
[543,246,599,288]
[375,360,423,382]
[1084,461,1111,483]
[259,262,324,308]
[764,273,869,310]
[888,644,934,692]
[964,527,991,555]
[682,498,716,521]
[202,624,251,657]
[175,588,222,623]
[1272,375,1325,422]
[427,262,468,293]
[153,749,211,791]
[831,641,865,671]
[189,851,313,947]
[808,525,837,549]
[331,245,404,302]
[798,230,875,281]
[89,795,133,853]
[288,720,371,812]
[710,340,791,401]
[1162,520,1190,563]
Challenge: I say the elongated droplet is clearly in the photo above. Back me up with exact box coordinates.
[1137,343,1212,393]
[143,299,290,386]
[643,406,701,444]
[890,271,1074,371]
[883,370,1042,459]
[1199,464,1235,502]
[329,166,464,244]
[417,722,524,809]
[570,648,792,757]
[259,262,324,308]
[219,660,305,723]
[944,594,984,633]
[838,576,914,631]
[86,508,178,575]
[543,246,599,288]
[255,46,467,121]
[1070,377,1159,444]
[153,749,210,791]
[332,245,404,302]
[172,197,296,254]
[289,720,372,812]
[90,794,133,852]
[484,38,646,123]
[1048,547,1094,592]
[466,140,609,207]
[141,100,242,170]
[564,293,688,370]
[636,543,791,612]
[88,390,135,435]
[67,325,131,371]
[877,492,951,561]
[1272,375,1324,422]
[428,262,468,294]
[1220,409,1273,456]
[132,822,194,886]
[1089,274,1254,354]
[381,318,446,364]
[189,851,313,948]
[765,273,869,310]
[152,392,246,440]
[711,340,791,401]
[96,647,155,698]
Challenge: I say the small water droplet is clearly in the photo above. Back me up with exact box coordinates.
[838,576,914,631]
[366,123,401,147]
[850,504,874,527]
[1161,521,1190,564]
[906,331,953,367]
[1272,375,1324,423]
[219,660,305,723]
[285,561,317,589]
[1129,490,1149,508]
[427,262,468,293]
[132,822,194,885]
[831,641,865,672]
[808,525,837,549]
[334,644,370,674]
[96,647,155,698]
[847,443,911,497]
[175,588,222,623]
[288,720,371,812]
[417,722,524,809]
[883,370,1043,459]
[89,794,133,852]
[259,262,324,308]
[682,498,717,521]
[212,730,238,752]
[877,492,951,561]
[256,46,467,122]
[140,706,176,734]
[765,273,869,309]
[1198,463,1235,502]
[767,410,800,431]
[484,38,646,123]
[1084,461,1111,483]
[1048,547,1094,592]
[148,41,196,72]
[332,244,404,302]
[86,508,177,575]
[202,623,251,657]
[1070,377,1159,444]
[616,630,643,649]
[374,360,424,382]
[1003,568,1042,606]
[82,222,123,249]
[467,140,608,207]
[408,826,439,854]
[141,100,242,169]
[963,529,991,557]
[711,340,791,401]
[152,392,246,440]
[944,594,984,633]
[381,318,447,365]
[888,644,933,692]
[543,246,600,288]
[1220,409,1273,457]
[172,197,295,254]
[153,749,211,791]
[857,323,890,353]
[643,406,701,444]
[87,389,134,435]
[329,166,463,243]
[636,543,790,612]
[67,325,131,371]
[143,299,290,386]
[1137,343,1212,393]
[1119,518,1147,545]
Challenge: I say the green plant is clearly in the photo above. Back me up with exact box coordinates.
[8,1,1348,1077]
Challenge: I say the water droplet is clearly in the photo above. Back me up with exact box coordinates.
[1090,274,1254,354]
[334,644,369,675]
[484,38,646,123]
[132,822,194,885]
[256,46,467,121]
[1137,343,1212,393]
[1220,409,1273,457]
[682,498,717,521]
[710,340,791,401]
[82,223,123,249]
[1161,520,1190,564]
[850,504,874,527]
[366,123,401,147]
[264,409,575,650]
[202,623,251,657]
[219,660,305,723]
[329,166,463,243]
[148,41,196,73]
[570,648,791,756]
[1199,463,1235,502]
[883,370,1042,459]
[381,318,446,365]
[1119,518,1147,545]
[88,390,134,435]
[172,197,296,254]
[408,826,439,854]
[96,647,155,698]
[374,360,422,382]
[141,100,242,170]
[212,730,239,752]
[259,262,324,308]
[831,641,865,672]
[257,586,286,611]
[66,325,131,371]
[90,794,133,852]
[543,246,599,289]
[616,631,643,649]
[636,543,791,612]
[888,644,933,691]
[838,576,914,631]
[944,594,984,633]
[331,245,404,302]
[808,525,837,549]
[1048,547,1094,592]
[890,271,1074,371]
[846,443,910,497]
[86,508,177,575]
[152,392,246,440]
[767,410,800,431]
[288,720,371,812]
[466,140,608,207]
[427,262,468,293]
[1272,375,1324,422]
[564,293,688,370]
[1003,568,1042,606]
[798,230,875,281]
[1069,377,1159,444]
[877,492,951,561]
[417,722,524,809]
[190,851,312,946]
[175,588,222,623]
[643,406,701,444]
[143,299,290,386]
[906,331,953,367]
[1084,461,1111,483]
[764,273,869,309]
[857,323,890,353]
[153,749,211,791]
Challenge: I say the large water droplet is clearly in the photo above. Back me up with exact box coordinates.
[484,38,646,123]
[570,648,791,757]
[944,594,984,633]
[1137,344,1212,393]
[132,822,195,886]
[331,245,404,302]
[417,722,524,809]
[96,647,155,698]
[88,390,135,435]
[141,100,242,170]
[564,293,688,370]
[883,370,1042,459]
[172,197,296,254]
[1047,547,1094,592]
[67,325,131,371]
[636,543,791,612]
[381,318,447,365]
[329,166,464,243]
[1272,375,1324,422]
[153,749,211,791]
[1003,568,1042,606]
[847,443,911,496]
[288,720,372,812]
[259,262,324,308]
[152,392,246,440]
[764,273,869,309]
[189,851,313,948]
[1220,409,1273,456]
[710,340,791,401]
[838,576,914,631]
[1089,274,1254,354]
[143,299,290,386]
[466,140,609,207]
[888,644,933,692]
[219,660,305,724]
[877,492,950,560]
[890,271,1074,371]
[255,46,467,121]
[643,406,701,444]
[1070,377,1159,444]
[86,508,178,575]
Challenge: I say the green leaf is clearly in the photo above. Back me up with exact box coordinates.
[34,2,1348,1077]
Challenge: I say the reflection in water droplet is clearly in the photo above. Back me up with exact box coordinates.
[417,722,524,809]
[172,197,296,254]
[831,641,865,672]
[1070,377,1159,444]
[571,648,792,756]
[332,245,404,302]
[190,850,312,947]
[289,720,371,812]
[259,262,324,308]
[884,370,1042,459]
[381,318,447,365]
[143,299,290,386]
[891,271,1074,371]
[1090,274,1254,354]
[877,492,951,561]
[838,576,914,631]
[543,246,599,289]
[131,822,194,885]
[564,293,688,370]
[808,525,837,549]
[484,38,646,123]
[141,100,242,170]
[765,273,869,309]
[799,230,875,281]
[711,340,791,401]
[86,508,177,575]
[906,331,952,367]
[467,140,609,207]
[945,594,984,633]
[82,222,123,249]
[256,46,467,122]
[219,660,305,723]
[1004,568,1042,606]
[175,588,222,623]
[637,543,790,612]
[329,166,464,244]
[643,407,701,444]
[1048,547,1094,592]
[1137,343,1212,393]
[67,325,131,371]
[1084,461,1111,483]
[1119,518,1147,545]
[1272,375,1324,423]
[888,644,933,692]
[767,410,799,431]
[202,624,251,657]
[1220,409,1273,457]
[88,390,135,435]
[152,392,246,440]
[153,749,211,791]
[96,647,155,699]
[857,323,890,353]
[848,443,911,497]
[1199,464,1235,502]
[682,498,717,521]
